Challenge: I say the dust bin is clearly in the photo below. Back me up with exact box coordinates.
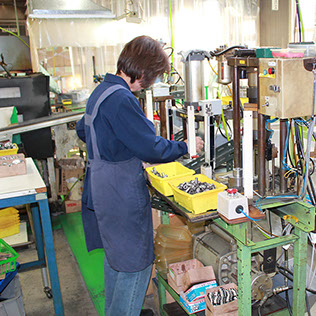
[0,275,25,316]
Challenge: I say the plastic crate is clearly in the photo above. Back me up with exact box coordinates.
[0,208,20,239]
[0,144,18,157]
[0,240,18,275]
[168,174,227,214]
[146,162,195,196]
[0,275,25,316]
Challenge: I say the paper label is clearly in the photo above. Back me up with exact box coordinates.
[272,0,279,11]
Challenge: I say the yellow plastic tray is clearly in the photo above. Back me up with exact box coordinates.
[168,174,227,214]
[0,208,20,238]
[146,162,195,196]
[0,143,18,156]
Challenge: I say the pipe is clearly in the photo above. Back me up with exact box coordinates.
[232,66,241,168]
[258,113,266,196]
[280,119,287,193]
[159,101,167,139]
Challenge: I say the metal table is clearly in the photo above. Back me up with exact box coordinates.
[0,158,64,315]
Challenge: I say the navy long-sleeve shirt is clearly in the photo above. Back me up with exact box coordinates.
[76,73,187,209]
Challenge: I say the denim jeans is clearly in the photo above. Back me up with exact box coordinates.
[104,254,153,316]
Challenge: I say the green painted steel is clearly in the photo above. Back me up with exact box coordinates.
[251,234,298,253]
[292,228,308,316]
[157,273,195,316]
[237,240,252,315]
[213,218,249,244]
[161,211,170,225]
[60,213,105,316]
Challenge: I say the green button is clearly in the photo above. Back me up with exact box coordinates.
[263,69,268,75]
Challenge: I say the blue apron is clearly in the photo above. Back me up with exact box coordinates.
[84,85,154,272]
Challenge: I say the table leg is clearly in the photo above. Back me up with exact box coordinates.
[38,198,64,316]
[237,240,252,316]
[293,228,307,316]
[31,203,45,264]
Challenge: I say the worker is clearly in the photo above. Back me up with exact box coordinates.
[76,35,204,316]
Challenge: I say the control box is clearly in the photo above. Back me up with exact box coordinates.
[217,189,249,220]
[258,58,314,118]
[198,99,222,116]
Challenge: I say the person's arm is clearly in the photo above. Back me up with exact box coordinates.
[76,116,86,142]
[110,95,187,163]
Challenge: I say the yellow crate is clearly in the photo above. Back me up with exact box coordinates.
[0,208,20,238]
[146,162,195,196]
[0,143,18,156]
[168,174,227,214]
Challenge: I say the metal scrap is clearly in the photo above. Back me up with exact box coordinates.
[151,167,168,178]
[177,177,216,195]
[208,287,238,306]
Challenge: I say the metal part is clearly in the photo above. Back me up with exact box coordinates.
[182,51,206,104]
[259,58,314,118]
[232,65,241,169]
[228,167,243,189]
[177,177,216,194]
[217,54,232,85]
[28,0,115,19]
[251,272,273,301]
[151,167,168,178]
[193,225,273,300]
[0,112,83,141]
[258,113,266,196]
[280,119,287,193]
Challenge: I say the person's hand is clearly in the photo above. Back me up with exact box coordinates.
[184,137,204,153]
[195,136,204,153]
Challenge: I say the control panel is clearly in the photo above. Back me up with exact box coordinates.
[258,58,314,118]
[217,189,249,220]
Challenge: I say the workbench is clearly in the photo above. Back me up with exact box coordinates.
[0,158,64,315]
[152,186,314,316]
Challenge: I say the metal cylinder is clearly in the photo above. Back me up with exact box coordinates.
[217,55,232,85]
[159,101,167,139]
[184,57,205,103]
[232,66,241,168]
[258,113,266,196]
[280,119,287,193]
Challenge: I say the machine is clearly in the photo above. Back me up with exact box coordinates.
[152,44,316,315]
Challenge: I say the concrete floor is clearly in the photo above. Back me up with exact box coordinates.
[16,228,157,316]
[18,229,98,316]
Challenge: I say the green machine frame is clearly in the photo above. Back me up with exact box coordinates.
[157,200,315,316]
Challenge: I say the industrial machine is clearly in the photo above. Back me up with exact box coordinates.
[153,44,316,316]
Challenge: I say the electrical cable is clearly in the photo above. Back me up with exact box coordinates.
[306,293,312,316]
[277,266,316,295]
[239,208,261,222]
[0,27,29,48]
[209,45,246,57]
[252,220,279,238]
[164,46,174,58]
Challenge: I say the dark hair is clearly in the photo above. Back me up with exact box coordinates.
[116,36,170,89]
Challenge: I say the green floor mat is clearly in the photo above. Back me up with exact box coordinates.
[59,213,105,315]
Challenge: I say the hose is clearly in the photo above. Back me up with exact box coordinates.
[209,45,246,57]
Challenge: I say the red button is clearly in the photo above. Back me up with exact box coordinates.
[268,68,274,75]
[227,188,238,195]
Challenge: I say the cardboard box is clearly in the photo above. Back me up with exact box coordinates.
[180,294,206,314]
[65,200,82,213]
[56,157,85,195]
[0,154,26,178]
[167,259,216,293]
[205,283,238,316]
[185,280,218,302]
